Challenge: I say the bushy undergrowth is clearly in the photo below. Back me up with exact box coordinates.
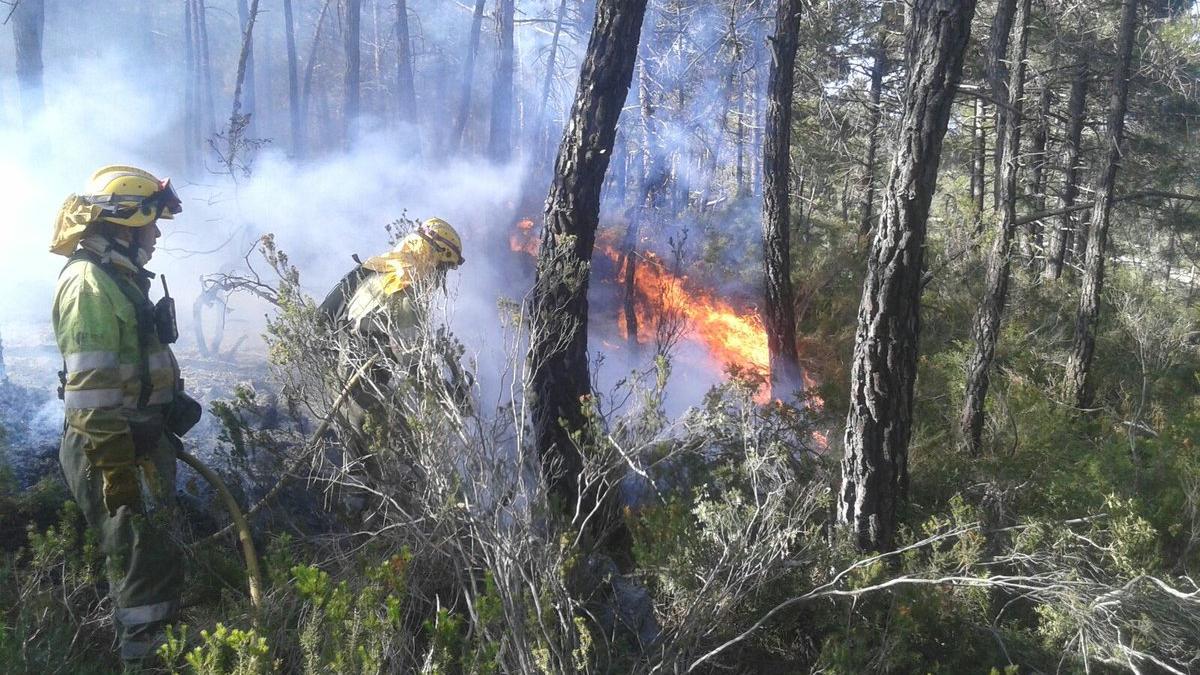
[5,229,1200,674]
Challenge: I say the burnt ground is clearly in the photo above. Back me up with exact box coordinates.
[1,323,351,555]
[0,322,298,531]
[1,322,273,485]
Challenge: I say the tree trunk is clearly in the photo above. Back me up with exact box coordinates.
[451,0,488,153]
[231,0,262,128]
[538,0,570,162]
[302,0,334,151]
[345,0,362,140]
[858,13,888,235]
[1023,70,1052,267]
[257,5,274,138]
[489,0,515,162]
[959,0,1031,455]
[972,96,986,216]
[699,3,743,212]
[185,0,199,173]
[624,47,671,347]
[395,0,418,129]
[839,0,978,552]
[987,0,1018,210]
[610,126,629,205]
[371,0,382,118]
[1066,0,1140,409]
[736,76,747,199]
[198,0,215,140]
[11,0,45,123]
[1044,60,1089,280]
[284,0,304,158]
[751,59,764,197]
[528,0,648,569]
[621,218,640,347]
[762,0,804,399]
[236,0,258,137]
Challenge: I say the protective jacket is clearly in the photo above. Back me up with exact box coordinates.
[55,243,182,448]
[319,266,423,468]
[52,235,184,661]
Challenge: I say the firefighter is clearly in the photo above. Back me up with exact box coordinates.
[318,218,466,499]
[49,165,201,664]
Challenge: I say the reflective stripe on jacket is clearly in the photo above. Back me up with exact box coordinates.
[53,257,179,468]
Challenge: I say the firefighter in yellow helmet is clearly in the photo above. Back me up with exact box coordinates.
[49,166,200,664]
[318,218,466,507]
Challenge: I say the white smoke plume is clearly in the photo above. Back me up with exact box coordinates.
[0,0,766,428]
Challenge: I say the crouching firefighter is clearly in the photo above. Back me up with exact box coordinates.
[49,166,203,664]
[318,218,467,512]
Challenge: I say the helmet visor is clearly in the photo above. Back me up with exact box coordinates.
[152,178,183,216]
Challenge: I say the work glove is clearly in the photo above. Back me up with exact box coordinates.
[101,465,141,516]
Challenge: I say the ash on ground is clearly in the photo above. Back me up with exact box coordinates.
[0,323,273,490]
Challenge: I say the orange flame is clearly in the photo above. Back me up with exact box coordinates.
[609,248,769,376]
[509,218,540,255]
[510,219,824,412]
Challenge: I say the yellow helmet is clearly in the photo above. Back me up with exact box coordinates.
[51,165,182,256]
[84,165,182,228]
[415,218,464,268]
[360,218,465,295]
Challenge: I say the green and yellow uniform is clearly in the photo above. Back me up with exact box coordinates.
[317,220,466,507]
[53,235,184,661]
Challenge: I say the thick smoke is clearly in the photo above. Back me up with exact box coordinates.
[0,0,770,433]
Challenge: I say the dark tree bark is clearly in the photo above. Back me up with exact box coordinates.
[1044,60,1089,280]
[344,0,363,139]
[231,0,262,127]
[960,0,1031,455]
[488,0,515,161]
[858,11,889,235]
[1066,0,1140,409]
[395,0,418,129]
[11,0,45,123]
[236,0,258,137]
[987,0,1018,210]
[762,0,804,399]
[528,0,648,568]
[284,0,304,157]
[450,0,488,153]
[839,0,978,552]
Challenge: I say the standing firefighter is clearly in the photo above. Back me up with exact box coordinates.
[49,166,201,664]
[318,218,466,499]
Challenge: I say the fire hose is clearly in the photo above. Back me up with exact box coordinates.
[176,448,264,611]
[178,354,379,613]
